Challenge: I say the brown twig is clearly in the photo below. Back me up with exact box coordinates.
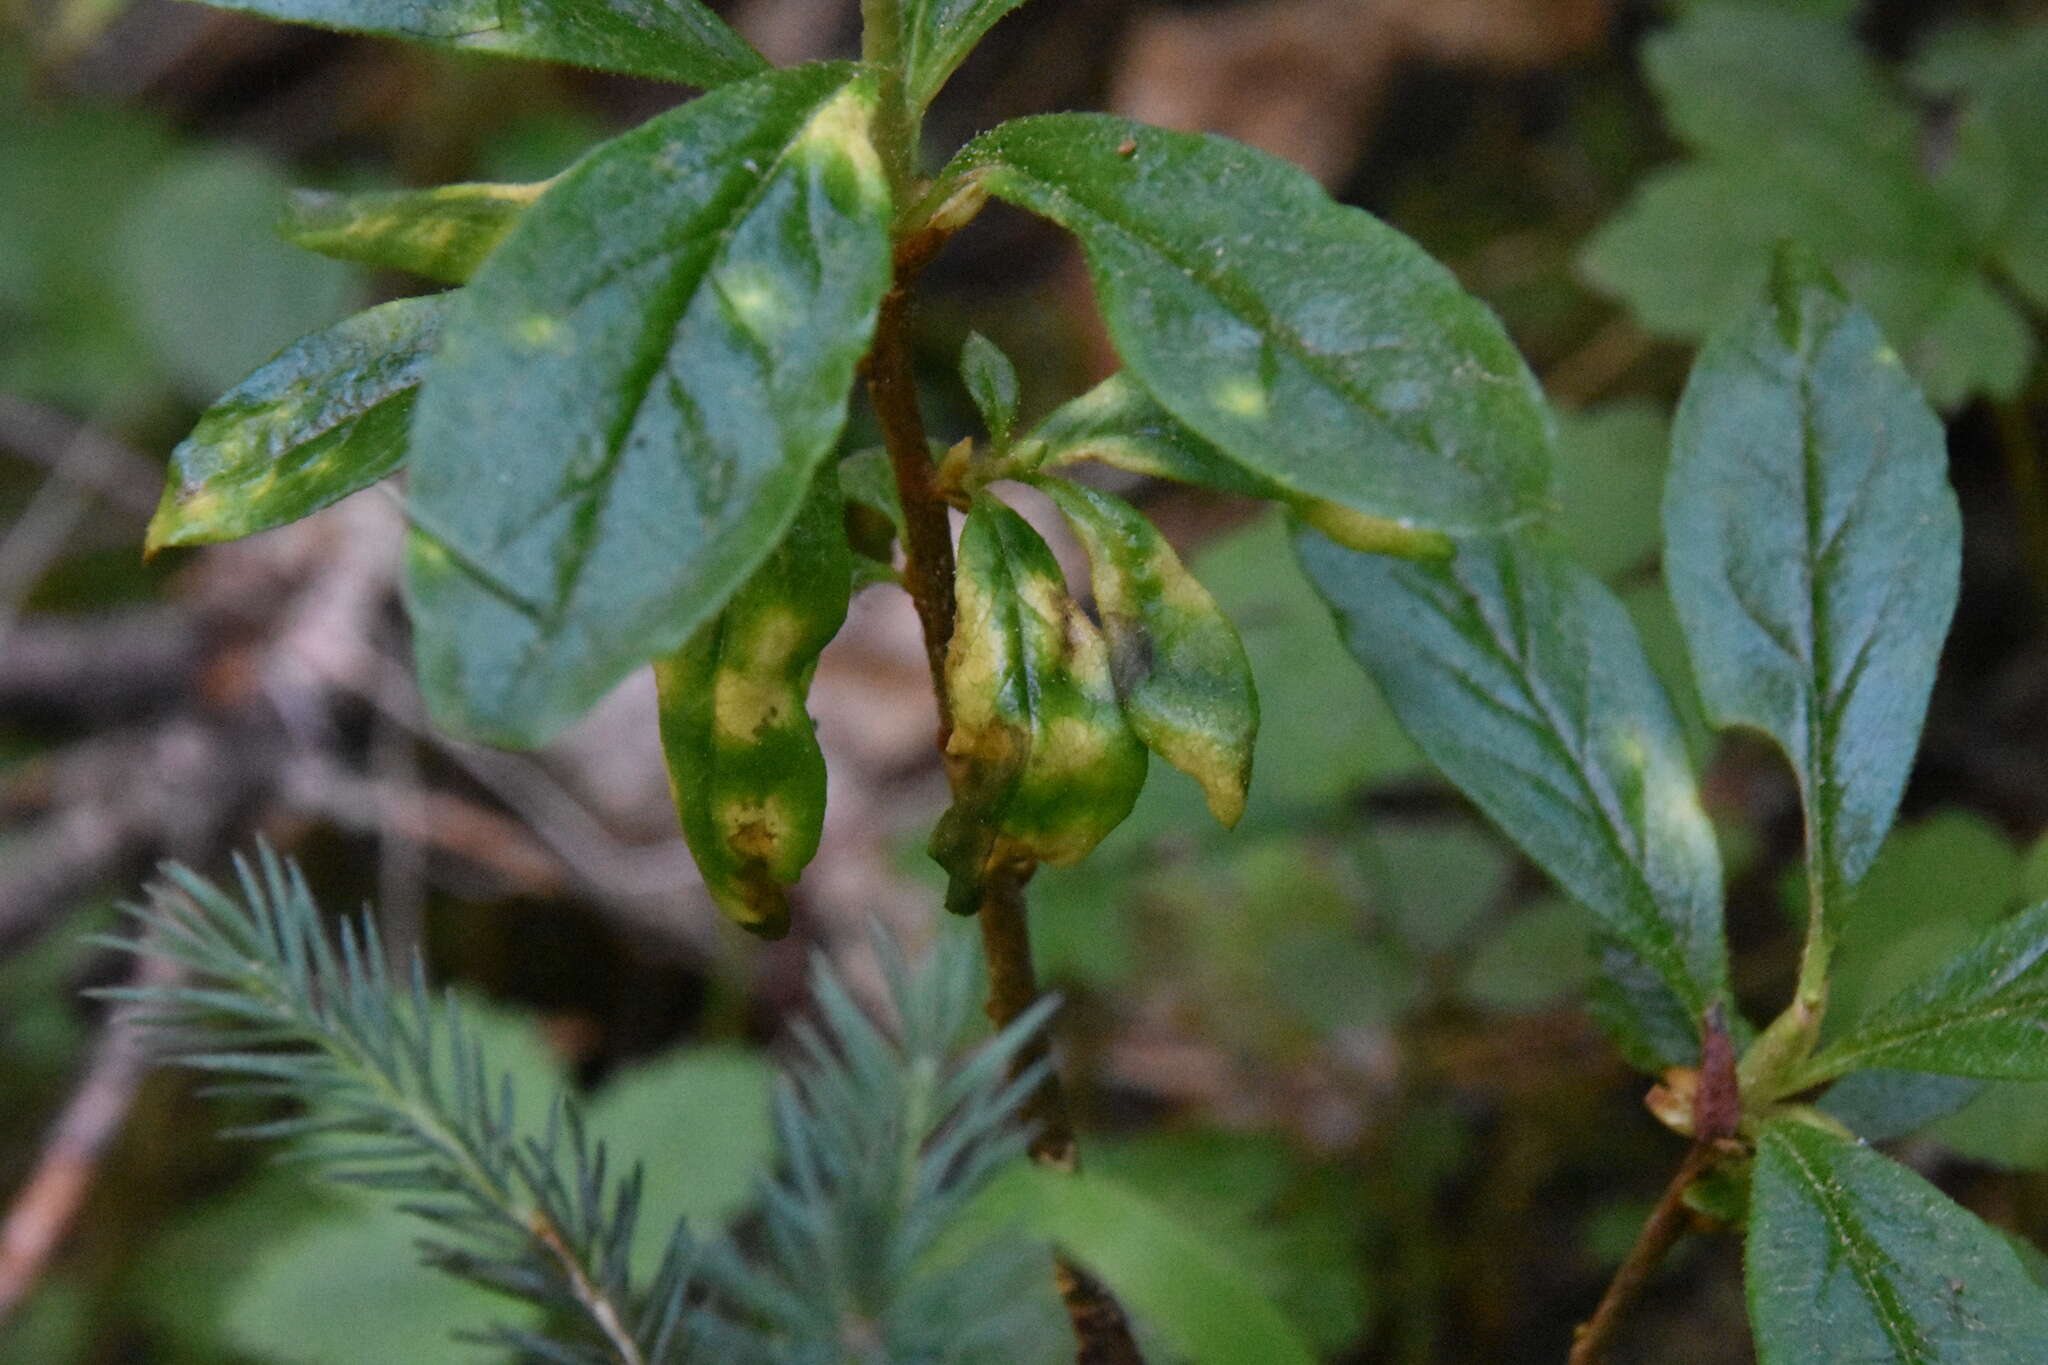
[1566,1143,1714,1365]
[0,947,186,1326]
[1569,1008,1739,1364]
[866,244,1145,1364]
[867,271,957,741]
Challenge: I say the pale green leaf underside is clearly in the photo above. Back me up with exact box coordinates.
[150,292,448,551]
[1664,265,1959,915]
[1296,529,1727,1066]
[191,0,767,87]
[959,114,1553,534]
[405,64,891,746]
[283,181,544,285]
[970,1163,1318,1365]
[1748,1119,2048,1363]
[1802,902,2048,1085]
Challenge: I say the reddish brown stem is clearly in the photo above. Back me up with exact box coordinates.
[865,249,1144,1365]
[1568,1143,1714,1365]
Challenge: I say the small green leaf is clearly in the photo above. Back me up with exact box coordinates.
[1017,371,1453,558]
[1036,478,1257,827]
[1797,903,2048,1086]
[282,181,545,285]
[1747,1117,2048,1363]
[959,330,1020,446]
[957,115,1553,534]
[1021,371,1284,499]
[900,0,1031,111]
[932,497,1146,910]
[1664,252,1959,937]
[1296,528,1728,1067]
[191,0,767,88]
[405,65,892,747]
[970,1163,1320,1365]
[148,293,447,552]
[654,472,850,938]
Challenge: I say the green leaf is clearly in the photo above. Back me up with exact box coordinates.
[654,471,851,938]
[1647,7,1915,163]
[960,330,1021,446]
[1933,1081,2048,1171]
[932,496,1146,909]
[1747,1117,2048,1363]
[1821,812,2022,1035]
[901,0,1030,111]
[1578,6,2037,408]
[970,1163,1320,1365]
[1821,1069,1983,1144]
[585,1044,774,1273]
[1186,513,1422,811]
[148,293,446,551]
[1020,371,1284,499]
[1460,897,1597,1012]
[1912,22,2048,311]
[282,181,545,284]
[1088,1129,1372,1352]
[1296,528,1728,1066]
[405,65,892,747]
[1797,902,2048,1086]
[957,114,1553,534]
[1552,401,1669,582]
[1664,253,1960,932]
[191,0,767,88]
[1036,478,1257,827]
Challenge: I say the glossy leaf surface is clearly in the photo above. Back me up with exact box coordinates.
[405,66,891,746]
[149,293,447,551]
[932,497,1146,909]
[1297,529,1727,1065]
[900,0,1029,111]
[1037,478,1256,827]
[282,182,544,285]
[1748,1118,2048,1363]
[1665,256,1959,925]
[193,0,766,88]
[654,473,850,938]
[1799,902,2048,1085]
[958,115,1553,534]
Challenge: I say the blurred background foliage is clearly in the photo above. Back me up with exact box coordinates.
[2,0,2047,1361]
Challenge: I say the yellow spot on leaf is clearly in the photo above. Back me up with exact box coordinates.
[1214,378,1267,419]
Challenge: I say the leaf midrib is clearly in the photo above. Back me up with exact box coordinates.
[1769,1129,1932,1363]
[544,80,851,633]
[1444,556,1712,1021]
[986,149,1493,494]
